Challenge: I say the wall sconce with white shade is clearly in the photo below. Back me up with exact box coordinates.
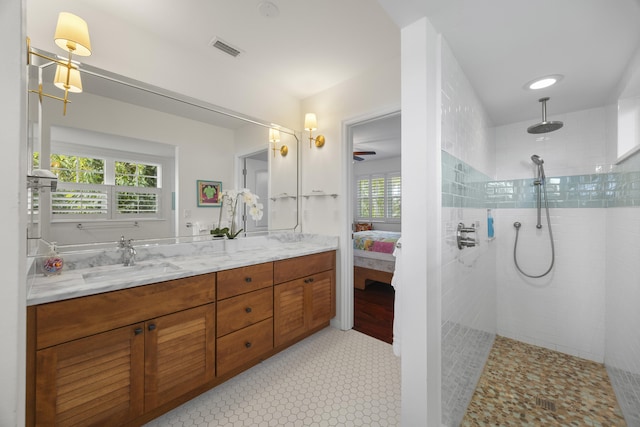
[27,12,92,115]
[269,128,288,157]
[304,113,326,148]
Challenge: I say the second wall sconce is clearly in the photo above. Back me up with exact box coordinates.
[304,113,326,149]
[269,128,288,157]
[27,12,92,116]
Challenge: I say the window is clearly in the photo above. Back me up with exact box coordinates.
[51,154,104,184]
[49,152,163,220]
[355,172,401,222]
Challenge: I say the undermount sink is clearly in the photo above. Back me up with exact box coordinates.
[82,262,182,283]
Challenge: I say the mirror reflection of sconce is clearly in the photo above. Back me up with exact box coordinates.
[304,113,326,149]
[269,128,288,157]
[27,12,92,115]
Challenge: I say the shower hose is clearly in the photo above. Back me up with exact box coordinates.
[513,179,555,278]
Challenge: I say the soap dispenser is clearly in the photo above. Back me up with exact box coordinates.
[42,242,64,276]
[487,209,494,239]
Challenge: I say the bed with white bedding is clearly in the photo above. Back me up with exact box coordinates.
[353,230,400,289]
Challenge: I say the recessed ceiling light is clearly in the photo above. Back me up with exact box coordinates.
[258,1,280,18]
[524,74,564,90]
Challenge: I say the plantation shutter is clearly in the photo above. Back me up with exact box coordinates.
[387,173,401,219]
[355,172,401,222]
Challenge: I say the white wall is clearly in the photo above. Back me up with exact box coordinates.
[300,58,400,235]
[606,206,640,372]
[1,1,26,425]
[353,156,400,176]
[604,47,640,424]
[495,107,608,180]
[441,46,495,179]
[496,208,606,361]
[494,108,610,362]
[440,40,496,335]
[398,17,441,426]
[440,39,497,426]
[300,49,400,334]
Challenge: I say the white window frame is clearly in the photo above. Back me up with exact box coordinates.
[355,172,401,223]
[49,142,170,223]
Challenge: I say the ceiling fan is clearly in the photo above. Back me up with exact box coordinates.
[353,151,376,161]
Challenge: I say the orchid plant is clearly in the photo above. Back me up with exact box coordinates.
[211,188,264,239]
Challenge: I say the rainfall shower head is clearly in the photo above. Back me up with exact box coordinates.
[531,154,544,165]
[527,97,564,134]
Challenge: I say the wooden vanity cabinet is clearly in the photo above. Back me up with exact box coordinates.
[27,251,336,426]
[27,273,216,427]
[273,251,336,347]
[216,262,274,376]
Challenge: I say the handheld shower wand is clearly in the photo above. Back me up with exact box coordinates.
[531,155,545,229]
[512,154,555,278]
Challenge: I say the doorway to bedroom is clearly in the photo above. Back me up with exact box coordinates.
[348,111,401,344]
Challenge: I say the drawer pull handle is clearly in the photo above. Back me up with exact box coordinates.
[245,277,252,283]
[148,324,156,331]
[245,307,252,313]
[134,327,143,335]
[304,277,315,283]
[245,342,252,348]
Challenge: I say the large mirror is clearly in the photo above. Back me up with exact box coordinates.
[27,49,300,249]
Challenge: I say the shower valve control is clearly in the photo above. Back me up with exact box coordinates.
[457,222,478,249]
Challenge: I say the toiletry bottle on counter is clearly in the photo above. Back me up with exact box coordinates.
[42,242,64,276]
[487,209,494,238]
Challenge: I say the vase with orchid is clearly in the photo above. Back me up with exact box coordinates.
[211,188,263,239]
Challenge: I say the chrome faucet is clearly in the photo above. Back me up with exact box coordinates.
[118,236,136,266]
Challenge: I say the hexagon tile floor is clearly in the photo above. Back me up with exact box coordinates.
[144,328,401,427]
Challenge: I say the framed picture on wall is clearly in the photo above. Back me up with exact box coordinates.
[197,180,222,207]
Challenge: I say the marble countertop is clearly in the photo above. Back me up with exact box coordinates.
[27,234,338,306]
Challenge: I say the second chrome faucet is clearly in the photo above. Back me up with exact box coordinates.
[118,235,137,266]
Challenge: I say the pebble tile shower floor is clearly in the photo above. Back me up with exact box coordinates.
[462,336,627,426]
[144,328,400,427]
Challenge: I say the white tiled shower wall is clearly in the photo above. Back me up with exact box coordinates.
[605,154,640,425]
[495,208,607,361]
[494,110,610,362]
[608,232,640,364]
[440,40,496,427]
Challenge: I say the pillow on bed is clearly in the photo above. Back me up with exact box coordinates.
[372,240,395,254]
[355,222,373,232]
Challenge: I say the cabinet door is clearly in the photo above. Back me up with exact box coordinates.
[307,270,333,330]
[144,303,215,411]
[274,279,306,347]
[35,323,145,427]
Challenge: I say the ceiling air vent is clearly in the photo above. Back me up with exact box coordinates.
[209,37,242,58]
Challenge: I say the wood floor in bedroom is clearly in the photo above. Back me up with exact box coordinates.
[353,281,395,344]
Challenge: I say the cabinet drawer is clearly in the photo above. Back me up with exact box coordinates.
[274,251,335,284]
[217,288,273,337]
[217,262,273,300]
[36,273,216,350]
[217,318,273,376]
